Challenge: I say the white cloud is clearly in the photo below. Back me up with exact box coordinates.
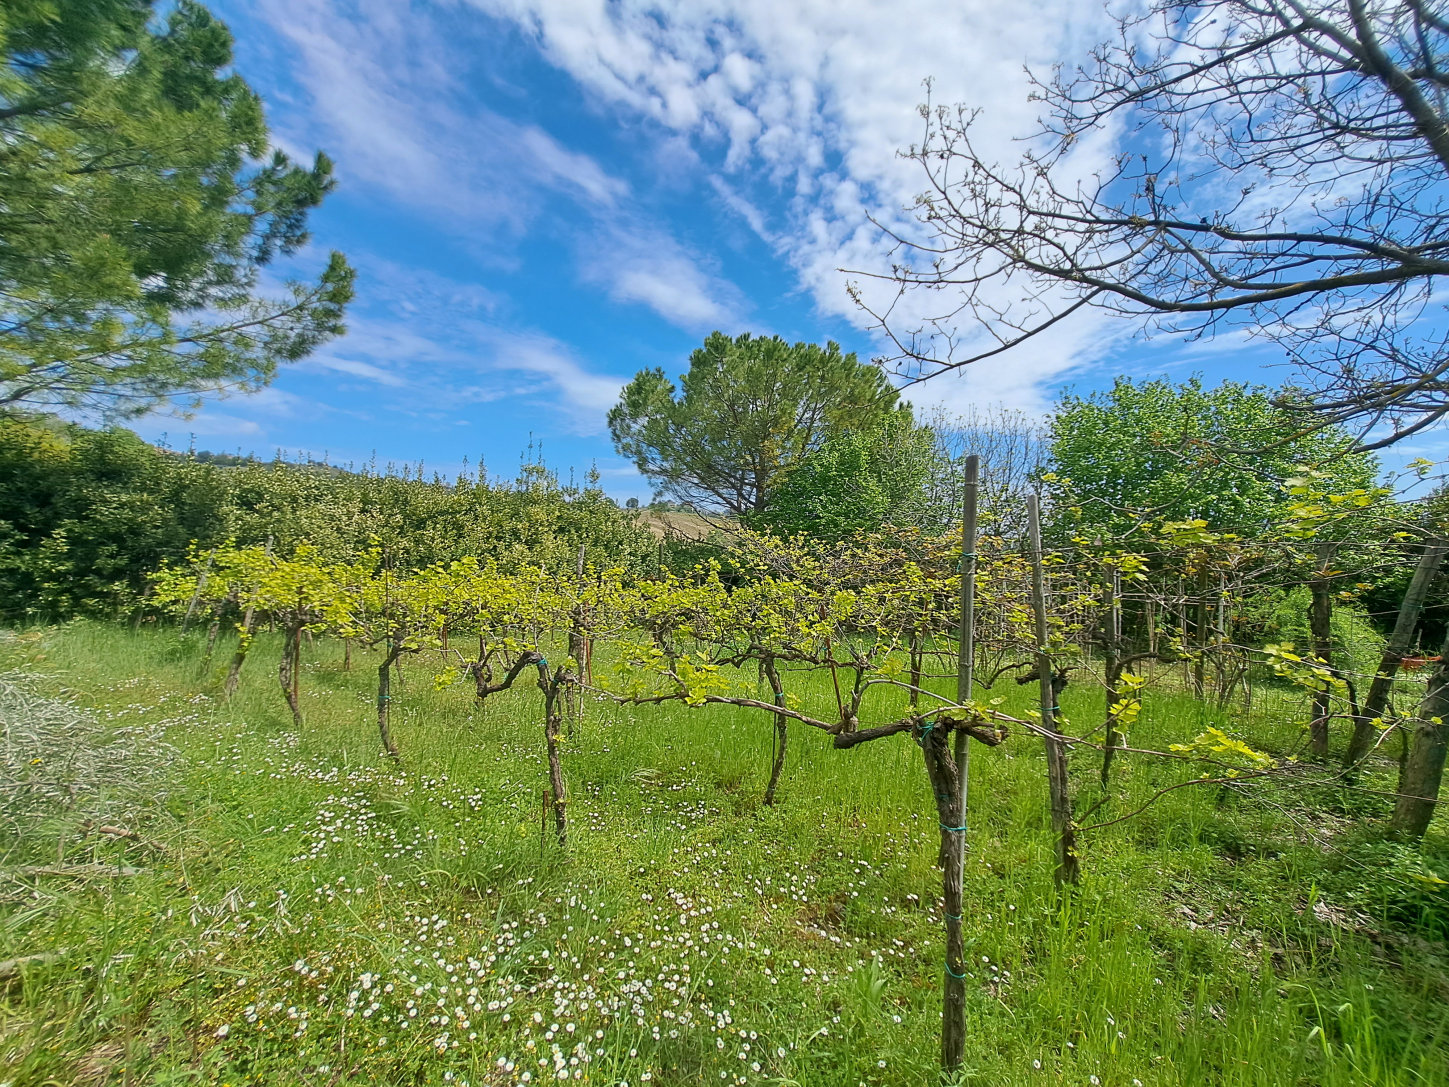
[579,226,743,330]
[465,0,1121,406]
[290,254,628,433]
[250,0,740,332]
[488,331,625,418]
[310,356,409,387]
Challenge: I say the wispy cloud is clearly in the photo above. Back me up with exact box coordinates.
[311,356,410,387]
[579,226,744,331]
[467,0,1119,404]
[296,255,627,434]
[250,0,741,334]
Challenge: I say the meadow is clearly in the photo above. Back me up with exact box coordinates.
[2,621,1448,1086]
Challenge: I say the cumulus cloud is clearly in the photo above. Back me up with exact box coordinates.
[465,0,1121,407]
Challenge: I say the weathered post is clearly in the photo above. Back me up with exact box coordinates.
[1390,632,1449,840]
[1345,538,1448,770]
[567,544,589,730]
[954,454,979,818]
[1101,560,1123,789]
[1028,495,1079,886]
[1308,541,1336,758]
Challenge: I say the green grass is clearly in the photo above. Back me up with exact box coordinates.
[1,620,1448,1086]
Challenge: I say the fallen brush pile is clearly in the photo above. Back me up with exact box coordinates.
[0,670,177,873]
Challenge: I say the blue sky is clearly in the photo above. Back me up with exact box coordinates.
[132,0,1445,500]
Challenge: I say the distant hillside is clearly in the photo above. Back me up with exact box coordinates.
[637,509,735,541]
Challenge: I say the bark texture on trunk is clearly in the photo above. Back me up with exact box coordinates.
[279,624,303,728]
[536,662,569,848]
[762,656,788,806]
[377,644,403,759]
[1390,634,1449,840]
[1345,540,1447,769]
[918,722,966,1073]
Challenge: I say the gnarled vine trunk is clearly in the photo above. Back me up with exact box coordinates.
[536,661,569,848]
[278,623,303,728]
[762,656,787,806]
[376,642,403,759]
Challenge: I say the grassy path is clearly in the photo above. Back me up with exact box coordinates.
[1,622,1447,1085]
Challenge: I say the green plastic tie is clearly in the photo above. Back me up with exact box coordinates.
[940,824,967,832]
[944,962,967,980]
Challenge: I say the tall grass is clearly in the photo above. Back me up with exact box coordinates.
[0,621,1445,1086]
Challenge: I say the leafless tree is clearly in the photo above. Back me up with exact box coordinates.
[916,404,1046,534]
[854,0,1449,451]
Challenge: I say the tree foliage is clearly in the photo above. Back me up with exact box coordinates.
[0,417,655,619]
[0,0,353,416]
[608,331,902,515]
[1045,378,1381,541]
[753,413,947,540]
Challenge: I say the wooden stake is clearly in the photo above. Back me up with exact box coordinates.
[955,454,980,813]
[1028,495,1079,887]
[1101,560,1123,789]
[1308,541,1335,758]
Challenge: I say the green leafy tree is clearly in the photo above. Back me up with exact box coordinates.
[0,0,353,417]
[1046,378,1378,541]
[0,417,658,619]
[755,413,946,541]
[608,331,902,515]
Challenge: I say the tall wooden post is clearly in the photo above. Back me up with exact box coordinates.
[1308,541,1336,758]
[1028,495,1079,886]
[1101,561,1123,788]
[954,454,980,822]
[937,453,979,1076]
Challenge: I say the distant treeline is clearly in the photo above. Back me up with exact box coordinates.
[0,418,659,620]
